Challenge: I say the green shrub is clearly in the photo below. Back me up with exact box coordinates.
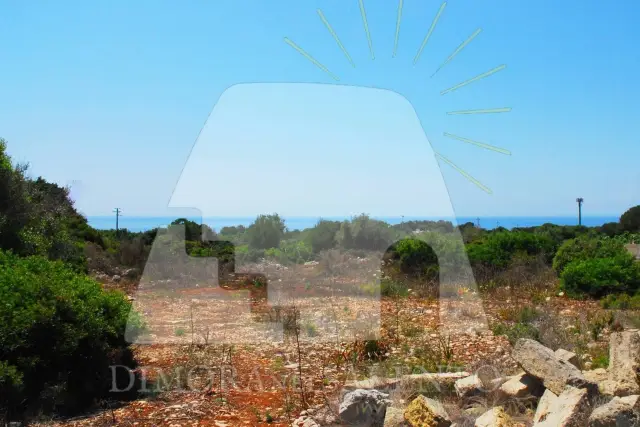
[560,254,640,298]
[0,251,141,417]
[236,244,265,263]
[467,231,555,270]
[348,214,394,251]
[553,235,627,276]
[247,214,285,249]
[385,238,438,278]
[601,293,640,310]
[380,279,409,297]
[307,220,340,253]
[620,205,640,233]
[278,239,313,264]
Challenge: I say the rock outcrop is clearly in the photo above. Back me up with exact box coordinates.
[533,386,590,427]
[339,389,391,427]
[588,394,640,426]
[513,339,597,396]
[498,372,543,399]
[555,348,579,367]
[603,330,640,396]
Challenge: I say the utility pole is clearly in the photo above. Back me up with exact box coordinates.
[576,198,584,225]
[113,208,122,234]
[476,217,481,228]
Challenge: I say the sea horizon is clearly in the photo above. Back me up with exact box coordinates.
[87,215,619,233]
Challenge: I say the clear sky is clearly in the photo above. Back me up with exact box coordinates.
[1,0,638,218]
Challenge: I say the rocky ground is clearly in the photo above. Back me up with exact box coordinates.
[326,330,640,426]
[29,260,640,426]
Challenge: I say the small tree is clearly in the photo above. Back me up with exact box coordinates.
[307,219,340,253]
[620,206,640,233]
[247,214,286,249]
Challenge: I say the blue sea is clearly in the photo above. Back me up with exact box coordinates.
[87,215,618,233]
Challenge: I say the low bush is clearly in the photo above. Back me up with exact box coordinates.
[380,279,409,298]
[467,231,556,270]
[0,251,141,419]
[553,235,626,276]
[560,253,640,298]
[491,322,540,345]
[601,293,640,310]
[384,238,438,278]
[235,244,265,264]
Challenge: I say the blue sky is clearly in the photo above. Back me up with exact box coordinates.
[1,0,639,218]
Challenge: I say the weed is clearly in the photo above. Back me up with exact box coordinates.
[587,312,614,341]
[304,321,318,337]
[265,411,274,423]
[492,322,540,345]
[591,349,610,369]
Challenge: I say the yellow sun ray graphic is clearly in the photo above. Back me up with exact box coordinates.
[447,107,512,115]
[414,2,446,65]
[393,0,404,57]
[432,28,482,77]
[317,9,355,67]
[443,132,511,155]
[435,153,493,194]
[440,64,506,95]
[358,0,375,60]
[283,37,339,81]
[284,1,511,194]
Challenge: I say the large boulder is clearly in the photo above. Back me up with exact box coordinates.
[588,395,640,426]
[604,331,640,396]
[498,372,544,399]
[513,339,597,396]
[533,386,591,427]
[404,395,451,427]
[339,389,391,427]
[474,406,513,427]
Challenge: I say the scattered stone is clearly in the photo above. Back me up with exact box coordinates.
[342,372,470,399]
[583,369,611,394]
[383,407,405,427]
[463,406,487,418]
[112,274,122,282]
[604,330,640,396]
[404,395,451,427]
[513,339,597,396]
[474,406,513,427]
[588,394,640,426]
[123,267,140,278]
[498,372,543,399]
[533,389,558,424]
[454,375,484,399]
[533,386,590,427]
[339,389,390,427]
[555,349,579,367]
[292,416,320,427]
